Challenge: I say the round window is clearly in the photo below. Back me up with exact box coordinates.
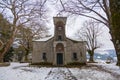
[58,27,62,30]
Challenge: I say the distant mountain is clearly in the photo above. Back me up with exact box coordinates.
[105,49,116,57]
[87,49,117,61]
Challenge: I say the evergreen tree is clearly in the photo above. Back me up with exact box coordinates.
[0,14,12,43]
[3,47,14,62]
[0,13,13,62]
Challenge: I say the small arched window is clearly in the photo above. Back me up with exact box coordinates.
[73,52,77,60]
[42,53,47,60]
[58,35,62,41]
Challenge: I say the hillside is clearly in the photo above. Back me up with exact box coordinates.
[87,49,117,61]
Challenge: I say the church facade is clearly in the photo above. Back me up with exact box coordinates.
[32,17,86,65]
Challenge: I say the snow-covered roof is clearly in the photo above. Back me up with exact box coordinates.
[33,36,86,42]
[12,40,20,48]
[67,36,84,42]
[33,36,53,42]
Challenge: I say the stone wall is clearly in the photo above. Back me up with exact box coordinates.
[32,38,87,65]
[65,39,86,64]
[32,38,54,63]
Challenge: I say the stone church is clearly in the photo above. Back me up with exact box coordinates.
[32,17,86,65]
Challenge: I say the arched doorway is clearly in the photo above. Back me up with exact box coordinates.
[56,43,64,65]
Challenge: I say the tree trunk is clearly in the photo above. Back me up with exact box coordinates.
[0,28,17,62]
[116,51,120,65]
[109,0,120,65]
[89,54,94,62]
[24,49,29,62]
[88,50,94,62]
[113,41,120,65]
[0,57,3,62]
[24,41,30,62]
[109,26,120,65]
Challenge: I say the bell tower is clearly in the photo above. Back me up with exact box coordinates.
[53,17,67,41]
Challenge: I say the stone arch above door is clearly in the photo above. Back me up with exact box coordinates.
[56,43,64,52]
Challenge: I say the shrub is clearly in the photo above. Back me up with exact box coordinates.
[31,62,52,66]
[66,62,86,67]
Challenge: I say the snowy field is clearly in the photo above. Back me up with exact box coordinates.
[0,62,120,80]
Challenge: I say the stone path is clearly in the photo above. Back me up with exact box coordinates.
[45,68,77,80]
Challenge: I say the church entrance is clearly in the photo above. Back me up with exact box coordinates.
[57,53,63,65]
[56,43,64,65]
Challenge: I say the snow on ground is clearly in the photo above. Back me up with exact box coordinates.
[0,63,51,80]
[69,67,117,80]
[93,63,120,74]
[0,62,120,80]
[89,62,120,79]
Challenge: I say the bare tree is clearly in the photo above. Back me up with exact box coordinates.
[0,0,48,62]
[56,0,120,65]
[75,20,102,62]
[17,23,49,62]
[58,0,110,27]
